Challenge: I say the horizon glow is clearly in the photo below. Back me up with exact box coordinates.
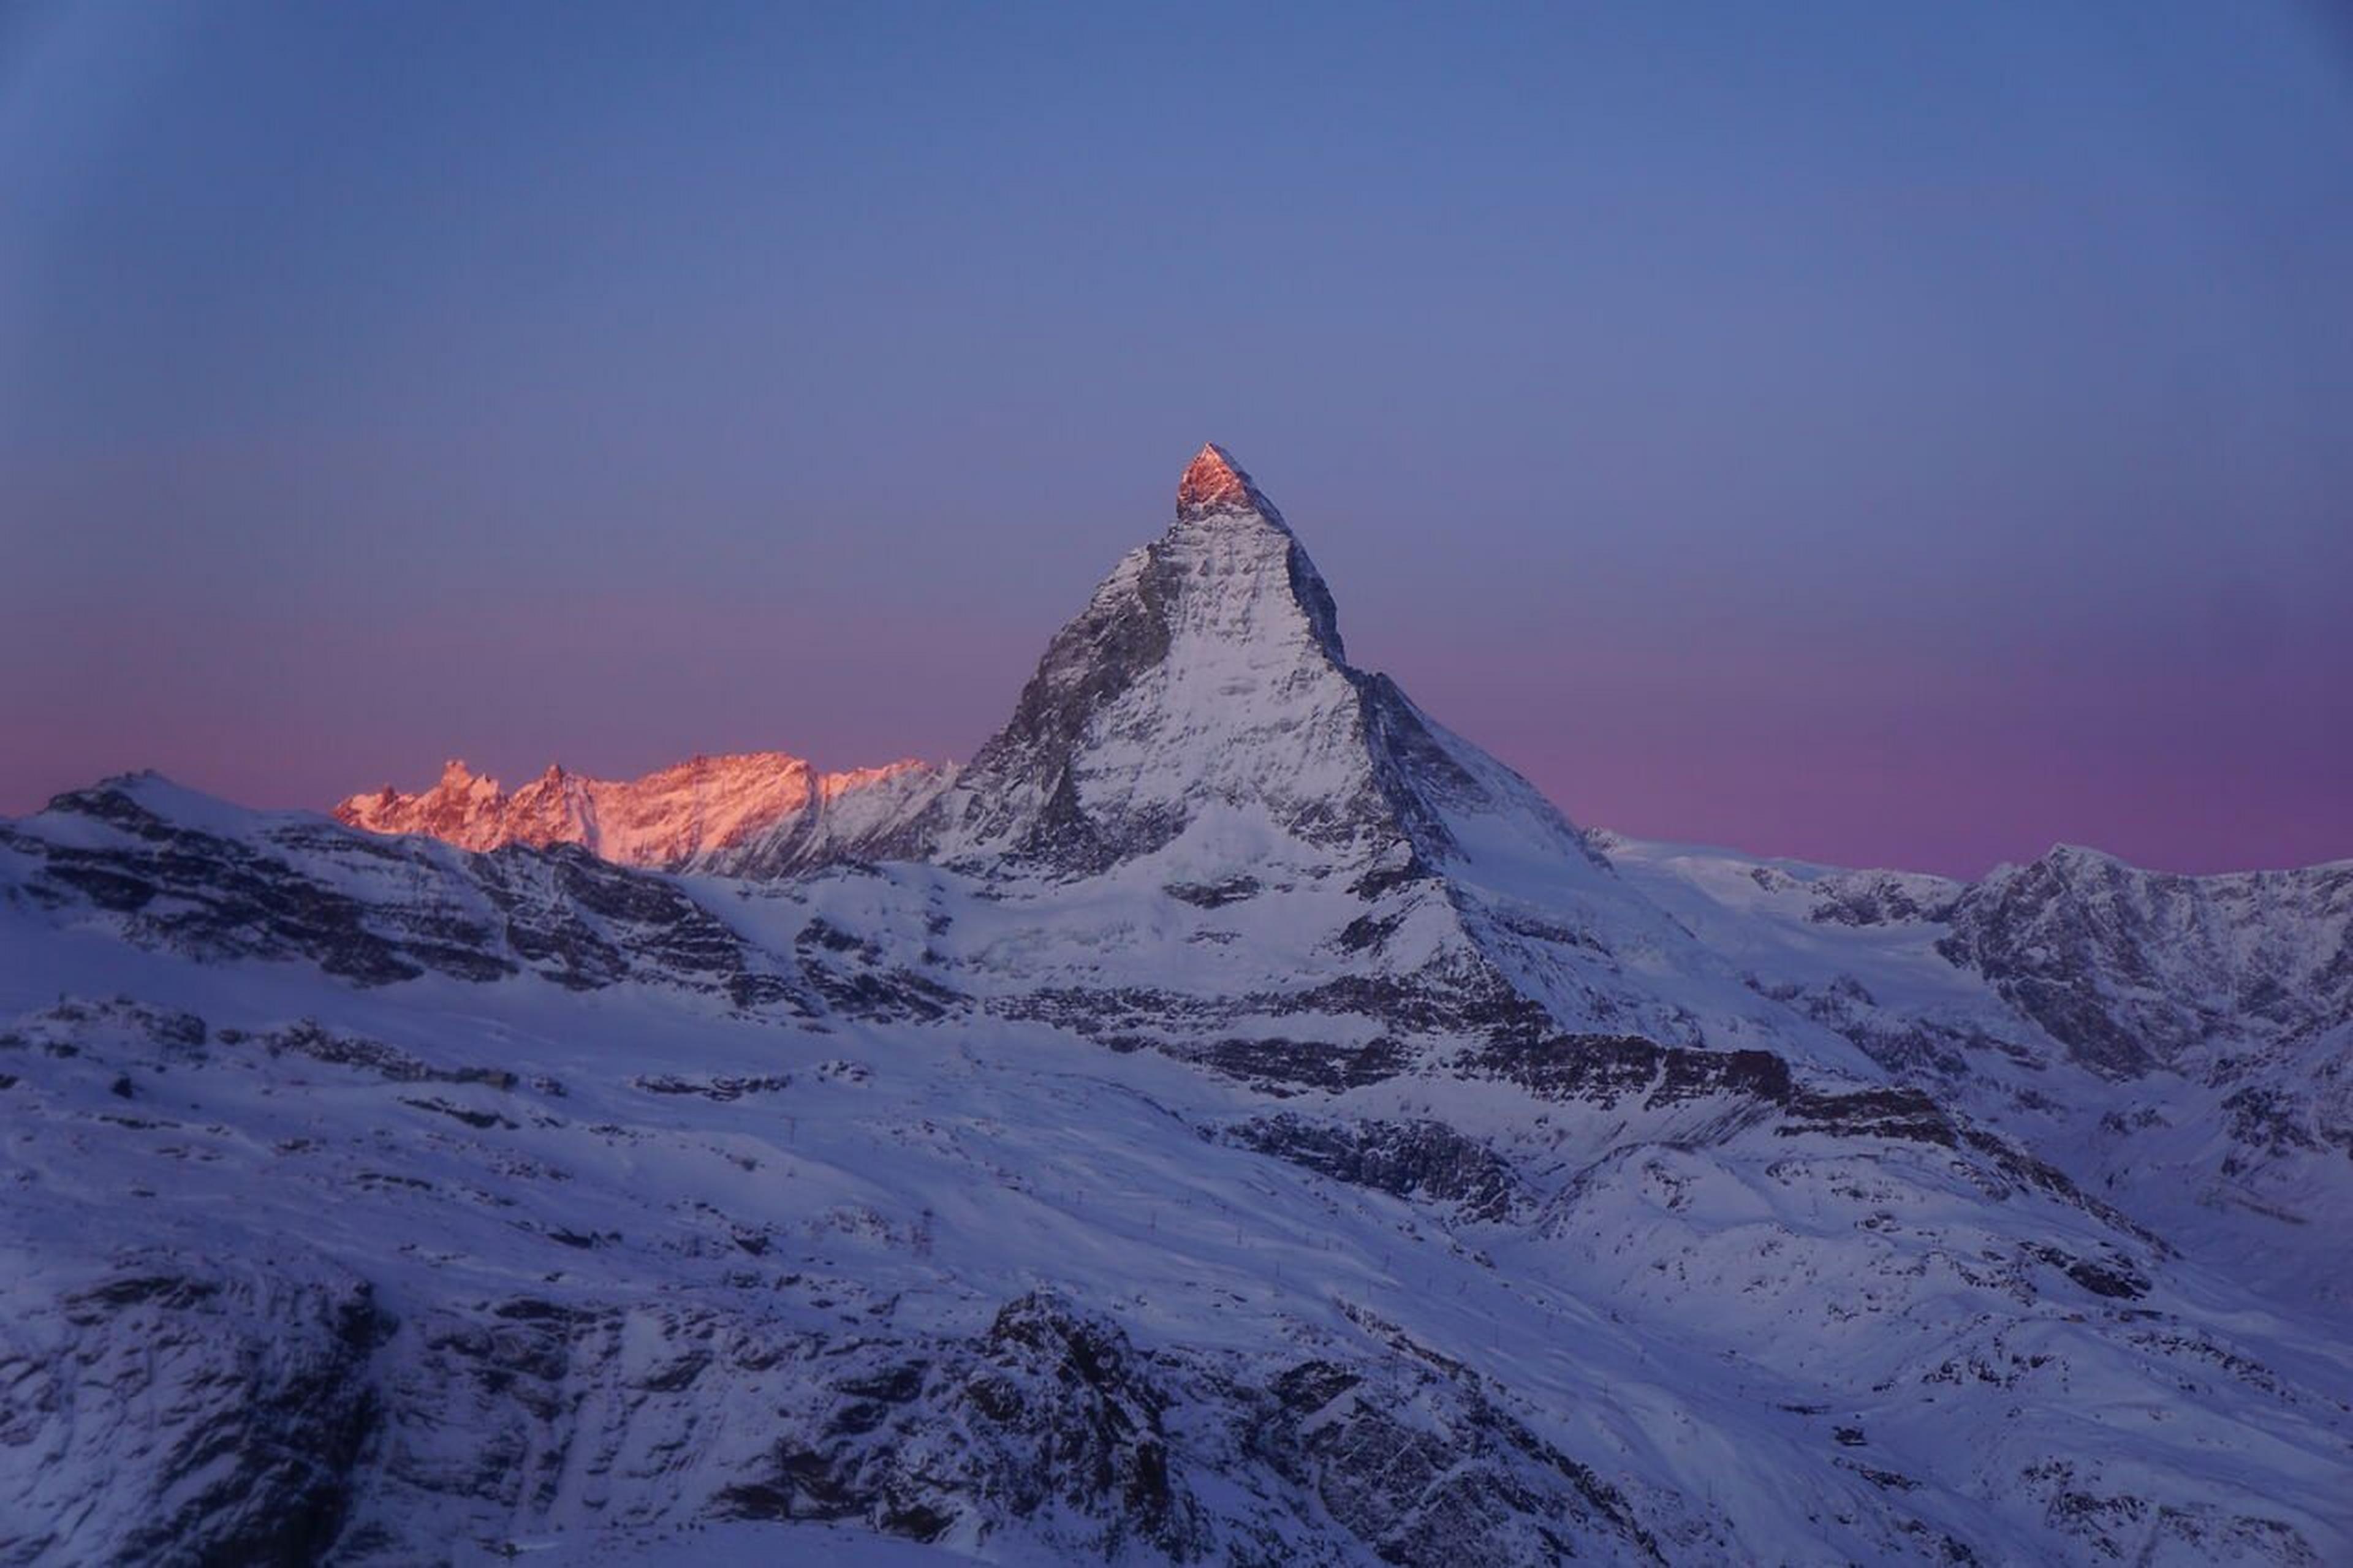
[2,2,2348,876]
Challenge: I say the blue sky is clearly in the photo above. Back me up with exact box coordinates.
[3,1,2348,873]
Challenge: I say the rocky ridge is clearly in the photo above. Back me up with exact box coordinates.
[338,752,945,874]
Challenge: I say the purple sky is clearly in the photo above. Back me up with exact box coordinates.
[3,3,2349,876]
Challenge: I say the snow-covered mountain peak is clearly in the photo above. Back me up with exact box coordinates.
[891,447,1881,1072]
[928,447,1397,873]
[2033,843,2126,874]
[1159,442,1335,655]
[1175,440,1284,526]
[929,445,1607,886]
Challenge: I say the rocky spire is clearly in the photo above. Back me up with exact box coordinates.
[927,443,1417,873]
[1176,442,1287,529]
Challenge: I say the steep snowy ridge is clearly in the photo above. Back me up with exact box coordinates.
[339,752,944,872]
[5,445,2351,1564]
[702,760,954,879]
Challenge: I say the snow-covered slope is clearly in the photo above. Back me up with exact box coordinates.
[5,445,2349,1564]
[338,753,944,873]
[1600,833,2353,1319]
[701,760,952,879]
[5,789,2349,1564]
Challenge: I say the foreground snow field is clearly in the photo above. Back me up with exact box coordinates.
[3,448,2346,1564]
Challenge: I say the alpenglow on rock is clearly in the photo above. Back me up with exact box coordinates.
[338,751,945,874]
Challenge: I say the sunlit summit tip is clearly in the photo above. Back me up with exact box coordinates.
[1175,442,1281,525]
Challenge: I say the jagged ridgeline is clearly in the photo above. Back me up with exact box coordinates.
[2,447,2348,1564]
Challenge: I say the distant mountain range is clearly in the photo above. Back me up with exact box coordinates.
[338,752,947,874]
[4,445,2346,1564]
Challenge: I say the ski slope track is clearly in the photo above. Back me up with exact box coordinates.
[2,446,2347,1564]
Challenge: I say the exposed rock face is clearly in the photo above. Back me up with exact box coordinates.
[1175,441,1278,519]
[1224,1114,1528,1221]
[337,752,946,873]
[1936,846,2353,1079]
[714,1292,1211,1558]
[0,1254,384,1566]
[1251,1346,1669,1566]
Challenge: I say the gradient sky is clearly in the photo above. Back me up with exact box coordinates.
[3,2,2349,876]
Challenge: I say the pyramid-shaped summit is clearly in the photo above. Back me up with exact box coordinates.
[1175,441,1286,526]
[920,441,1605,879]
[926,443,1408,873]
